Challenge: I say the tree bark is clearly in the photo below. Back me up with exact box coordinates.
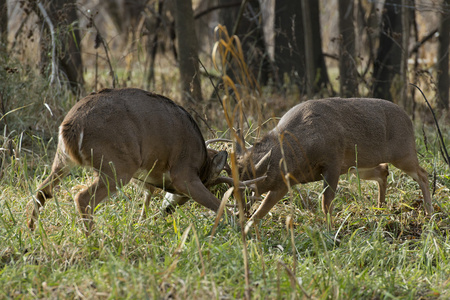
[338,0,357,97]
[301,0,315,98]
[218,0,271,85]
[174,0,203,103]
[301,1,331,96]
[438,0,450,110]
[0,0,7,50]
[372,0,402,101]
[399,0,411,113]
[310,1,330,94]
[274,0,305,88]
[37,0,84,93]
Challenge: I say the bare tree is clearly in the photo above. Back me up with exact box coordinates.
[301,0,315,97]
[274,0,305,90]
[300,0,331,96]
[438,0,450,110]
[372,0,403,101]
[309,1,330,94]
[174,0,203,103]
[338,0,357,97]
[399,0,411,113]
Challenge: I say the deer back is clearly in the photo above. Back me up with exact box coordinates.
[237,98,418,192]
[59,88,212,186]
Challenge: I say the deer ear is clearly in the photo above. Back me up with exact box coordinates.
[211,150,228,177]
[254,149,272,172]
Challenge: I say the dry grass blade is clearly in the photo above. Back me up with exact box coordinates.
[212,24,268,299]
[192,225,206,277]
[278,260,311,299]
[212,24,262,133]
[209,187,234,242]
[229,151,252,300]
[162,223,192,280]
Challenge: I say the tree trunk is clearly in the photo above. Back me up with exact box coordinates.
[218,0,271,85]
[372,0,402,101]
[310,1,331,94]
[274,0,305,89]
[0,0,7,50]
[37,0,84,93]
[399,0,411,113]
[438,0,450,110]
[338,0,357,97]
[301,0,315,97]
[174,0,203,103]
[300,0,330,97]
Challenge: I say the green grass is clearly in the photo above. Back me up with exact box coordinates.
[1,122,449,299]
[1,58,450,299]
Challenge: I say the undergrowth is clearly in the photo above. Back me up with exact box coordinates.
[1,52,450,299]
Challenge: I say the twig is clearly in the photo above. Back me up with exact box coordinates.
[194,1,242,20]
[409,28,438,55]
[410,83,450,167]
[79,9,116,88]
[95,30,116,88]
[198,58,223,108]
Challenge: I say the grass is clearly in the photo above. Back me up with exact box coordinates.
[1,57,450,299]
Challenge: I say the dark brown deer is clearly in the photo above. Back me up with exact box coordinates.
[28,88,231,232]
[236,98,433,227]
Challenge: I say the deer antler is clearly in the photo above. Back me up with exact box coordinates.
[212,175,267,190]
[205,138,232,146]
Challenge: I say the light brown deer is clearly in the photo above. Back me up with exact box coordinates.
[236,98,433,227]
[28,88,231,232]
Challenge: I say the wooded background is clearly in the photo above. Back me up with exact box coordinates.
[1,0,449,117]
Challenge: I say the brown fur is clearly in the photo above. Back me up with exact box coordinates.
[28,88,229,232]
[237,98,433,226]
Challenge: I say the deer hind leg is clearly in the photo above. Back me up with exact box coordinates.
[355,163,389,208]
[28,151,71,230]
[75,169,133,233]
[392,157,433,214]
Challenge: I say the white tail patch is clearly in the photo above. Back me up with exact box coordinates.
[78,129,84,154]
[58,126,67,155]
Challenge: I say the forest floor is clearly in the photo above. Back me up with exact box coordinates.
[1,56,449,299]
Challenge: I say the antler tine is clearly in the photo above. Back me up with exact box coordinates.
[211,176,234,186]
[205,138,233,146]
[240,175,267,187]
[212,175,267,190]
